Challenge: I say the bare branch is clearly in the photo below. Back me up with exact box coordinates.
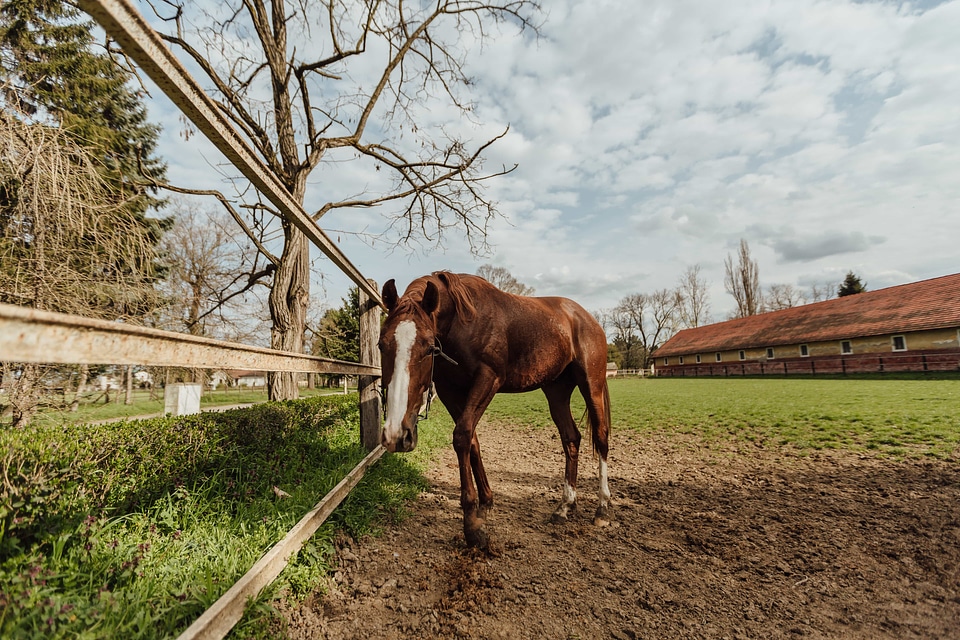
[135,148,279,265]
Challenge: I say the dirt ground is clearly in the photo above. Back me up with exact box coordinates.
[281,421,960,639]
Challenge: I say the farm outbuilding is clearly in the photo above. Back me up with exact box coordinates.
[656,272,960,376]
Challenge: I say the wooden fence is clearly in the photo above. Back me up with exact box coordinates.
[656,349,960,377]
[3,1,389,638]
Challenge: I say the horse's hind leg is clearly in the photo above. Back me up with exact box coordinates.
[580,376,613,527]
[543,380,581,523]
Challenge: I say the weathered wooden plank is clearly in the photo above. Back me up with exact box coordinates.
[0,303,378,375]
[176,445,386,640]
[359,281,383,450]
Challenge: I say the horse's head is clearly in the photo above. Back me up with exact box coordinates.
[378,278,441,453]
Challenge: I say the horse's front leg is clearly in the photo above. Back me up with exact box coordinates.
[452,370,499,549]
[470,432,493,518]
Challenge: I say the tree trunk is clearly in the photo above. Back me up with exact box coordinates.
[9,364,41,428]
[267,222,310,401]
[125,365,134,405]
[70,364,89,412]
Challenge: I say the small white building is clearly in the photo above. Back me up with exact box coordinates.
[229,370,267,388]
[208,370,231,389]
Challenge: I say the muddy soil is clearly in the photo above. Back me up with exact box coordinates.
[281,421,960,639]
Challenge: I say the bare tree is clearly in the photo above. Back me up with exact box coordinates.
[764,283,805,311]
[147,1,541,400]
[600,306,643,370]
[476,264,535,295]
[0,114,163,426]
[724,239,761,318]
[157,197,270,343]
[614,289,677,368]
[674,264,711,328]
[806,281,837,303]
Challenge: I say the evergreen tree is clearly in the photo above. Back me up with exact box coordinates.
[0,0,166,187]
[837,271,867,297]
[313,288,361,363]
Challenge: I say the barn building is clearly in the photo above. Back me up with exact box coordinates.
[656,273,960,376]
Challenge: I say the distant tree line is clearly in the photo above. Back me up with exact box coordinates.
[597,240,867,370]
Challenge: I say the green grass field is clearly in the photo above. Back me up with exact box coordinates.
[483,377,960,458]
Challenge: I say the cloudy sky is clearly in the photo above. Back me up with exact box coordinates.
[144,0,960,320]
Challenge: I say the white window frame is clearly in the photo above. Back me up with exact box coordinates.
[738,350,746,361]
[679,356,684,365]
[892,335,907,352]
[715,352,722,362]
[766,347,775,359]
[799,344,809,357]
[841,340,853,355]
[695,354,702,364]
[663,357,669,366]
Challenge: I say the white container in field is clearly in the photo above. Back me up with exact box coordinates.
[164,383,202,416]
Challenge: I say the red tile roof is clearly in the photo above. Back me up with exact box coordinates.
[656,272,960,357]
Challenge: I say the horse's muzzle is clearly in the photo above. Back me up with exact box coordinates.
[382,425,418,453]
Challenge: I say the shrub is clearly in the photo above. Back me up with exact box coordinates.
[0,394,435,639]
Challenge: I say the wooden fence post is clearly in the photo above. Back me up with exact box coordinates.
[359,280,382,450]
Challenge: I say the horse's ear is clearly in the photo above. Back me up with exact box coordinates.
[382,279,398,311]
[421,280,440,314]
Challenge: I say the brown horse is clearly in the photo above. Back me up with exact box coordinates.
[378,271,612,549]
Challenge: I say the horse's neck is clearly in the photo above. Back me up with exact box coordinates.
[435,287,477,339]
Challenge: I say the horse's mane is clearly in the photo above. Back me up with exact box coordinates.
[394,271,479,323]
[432,271,478,323]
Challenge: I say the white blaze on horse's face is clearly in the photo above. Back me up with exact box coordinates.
[381,319,421,453]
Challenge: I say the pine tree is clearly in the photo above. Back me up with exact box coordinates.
[313,288,361,363]
[0,1,171,426]
[837,271,867,297]
[0,1,166,189]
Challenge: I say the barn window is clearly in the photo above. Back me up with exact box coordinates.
[892,335,907,352]
[695,354,702,364]
[679,356,684,364]
[715,352,722,362]
[766,347,775,359]
[799,344,809,357]
[663,357,669,366]
[738,350,745,361]
[841,340,853,354]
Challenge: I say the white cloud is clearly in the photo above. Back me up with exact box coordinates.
[144,0,960,316]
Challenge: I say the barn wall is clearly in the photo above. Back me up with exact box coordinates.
[658,327,960,376]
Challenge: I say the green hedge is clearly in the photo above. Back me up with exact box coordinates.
[0,395,434,639]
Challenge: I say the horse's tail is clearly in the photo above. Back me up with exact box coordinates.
[590,378,611,460]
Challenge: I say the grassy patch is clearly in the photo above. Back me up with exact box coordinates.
[0,394,449,639]
[484,377,960,458]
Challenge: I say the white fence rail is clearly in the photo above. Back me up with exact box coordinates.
[0,303,377,375]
